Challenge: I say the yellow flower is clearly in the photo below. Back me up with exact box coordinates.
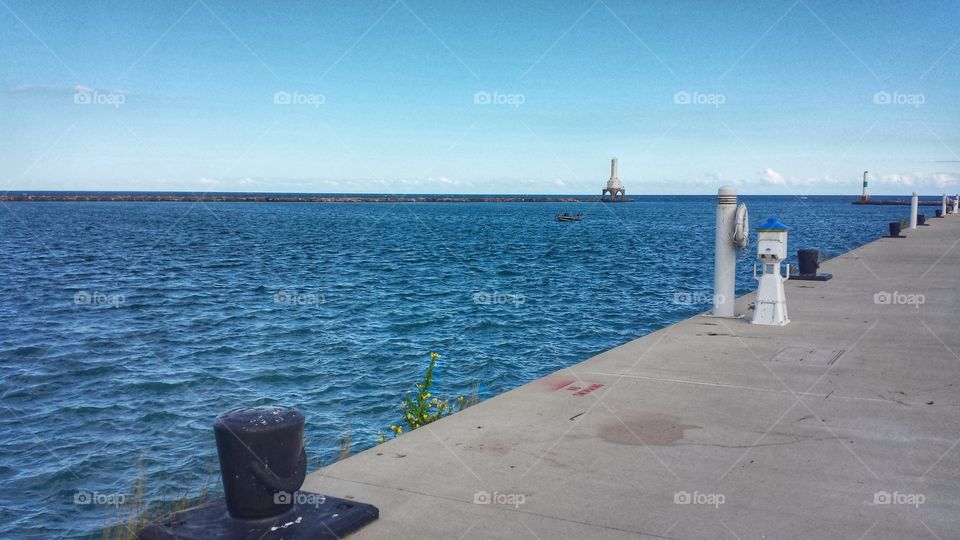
[430,352,440,360]
[424,393,431,399]
[422,413,428,420]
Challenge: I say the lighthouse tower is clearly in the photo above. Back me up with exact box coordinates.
[601,158,626,201]
[859,171,870,202]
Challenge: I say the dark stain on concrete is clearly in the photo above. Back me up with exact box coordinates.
[599,414,700,446]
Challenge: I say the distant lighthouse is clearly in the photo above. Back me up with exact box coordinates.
[601,158,626,201]
[859,171,870,202]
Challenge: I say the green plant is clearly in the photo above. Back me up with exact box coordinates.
[380,352,478,442]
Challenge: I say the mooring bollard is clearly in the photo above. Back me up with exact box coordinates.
[918,214,927,226]
[139,405,379,539]
[909,192,919,229]
[214,406,307,519]
[789,248,832,281]
[885,222,905,238]
[936,209,943,218]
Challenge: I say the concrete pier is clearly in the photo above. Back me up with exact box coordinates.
[304,217,960,539]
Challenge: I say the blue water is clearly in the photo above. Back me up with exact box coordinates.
[0,195,908,538]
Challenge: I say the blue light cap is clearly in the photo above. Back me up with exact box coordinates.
[756,216,790,232]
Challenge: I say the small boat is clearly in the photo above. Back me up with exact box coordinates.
[555,212,583,222]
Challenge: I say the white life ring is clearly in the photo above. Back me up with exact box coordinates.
[733,203,749,249]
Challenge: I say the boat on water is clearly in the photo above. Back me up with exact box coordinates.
[555,212,583,222]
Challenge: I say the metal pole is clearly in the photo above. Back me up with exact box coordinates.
[909,192,918,229]
[943,194,948,217]
[713,186,737,317]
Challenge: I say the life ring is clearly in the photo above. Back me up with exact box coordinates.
[733,203,749,249]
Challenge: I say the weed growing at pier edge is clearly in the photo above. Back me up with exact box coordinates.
[379,352,476,442]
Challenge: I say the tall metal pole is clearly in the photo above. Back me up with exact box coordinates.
[909,192,919,229]
[713,186,737,317]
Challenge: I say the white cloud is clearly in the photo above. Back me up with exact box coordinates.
[763,168,786,185]
[880,174,915,186]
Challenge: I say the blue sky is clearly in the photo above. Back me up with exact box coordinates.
[1,0,958,195]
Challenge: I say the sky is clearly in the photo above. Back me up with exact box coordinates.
[1,0,958,195]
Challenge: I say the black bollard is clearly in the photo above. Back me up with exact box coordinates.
[918,214,927,226]
[213,406,307,519]
[885,222,905,238]
[789,249,832,281]
[797,249,819,275]
[139,406,378,539]
[936,209,943,217]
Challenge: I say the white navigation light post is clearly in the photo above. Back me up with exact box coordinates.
[909,192,919,229]
[752,217,790,326]
[711,186,749,317]
[601,158,626,201]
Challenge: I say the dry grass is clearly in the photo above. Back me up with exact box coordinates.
[337,416,353,461]
[94,459,216,540]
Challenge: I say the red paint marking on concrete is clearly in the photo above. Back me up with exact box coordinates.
[573,383,604,397]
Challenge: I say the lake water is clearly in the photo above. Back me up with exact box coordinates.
[0,195,909,538]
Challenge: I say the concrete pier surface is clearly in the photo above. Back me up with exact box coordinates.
[304,217,960,539]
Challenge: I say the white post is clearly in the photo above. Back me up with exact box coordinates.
[713,186,737,317]
[610,158,617,180]
[909,192,918,229]
[861,171,869,200]
[943,194,948,217]
[954,194,959,214]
